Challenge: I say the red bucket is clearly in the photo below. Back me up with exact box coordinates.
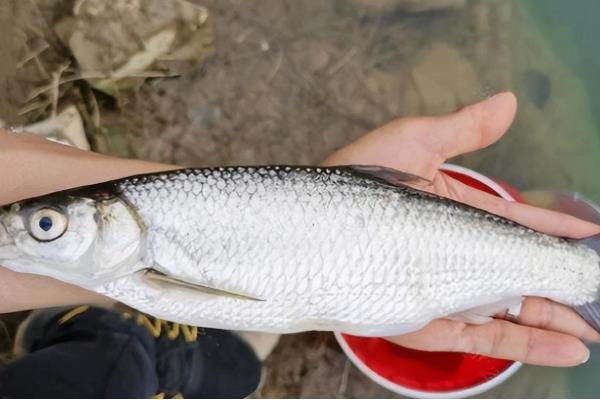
[334,164,523,398]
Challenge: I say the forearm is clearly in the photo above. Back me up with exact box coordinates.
[0,267,112,312]
[0,130,176,205]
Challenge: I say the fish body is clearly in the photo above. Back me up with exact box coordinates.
[1,166,600,336]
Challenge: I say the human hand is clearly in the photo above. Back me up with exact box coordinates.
[323,92,600,367]
[0,130,177,312]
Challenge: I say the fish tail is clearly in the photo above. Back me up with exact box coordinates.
[575,234,600,332]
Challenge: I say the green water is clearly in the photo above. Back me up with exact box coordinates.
[528,3,600,396]
[481,2,600,397]
[525,0,600,130]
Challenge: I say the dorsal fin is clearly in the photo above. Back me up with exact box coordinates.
[347,165,432,188]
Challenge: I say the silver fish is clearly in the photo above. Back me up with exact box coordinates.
[1,165,600,336]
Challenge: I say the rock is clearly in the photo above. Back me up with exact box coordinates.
[290,39,332,73]
[396,0,466,13]
[521,69,551,108]
[364,69,403,117]
[407,42,482,115]
[346,0,465,14]
[470,1,513,89]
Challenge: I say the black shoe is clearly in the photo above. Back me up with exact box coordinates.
[124,310,262,398]
[0,306,261,398]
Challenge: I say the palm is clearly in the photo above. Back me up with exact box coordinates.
[323,92,600,366]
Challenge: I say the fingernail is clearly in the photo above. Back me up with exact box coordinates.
[581,347,591,364]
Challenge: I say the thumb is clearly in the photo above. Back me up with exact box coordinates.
[428,91,517,160]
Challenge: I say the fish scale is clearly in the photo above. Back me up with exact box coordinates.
[94,166,600,333]
[2,166,600,335]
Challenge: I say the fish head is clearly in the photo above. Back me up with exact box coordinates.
[0,194,145,288]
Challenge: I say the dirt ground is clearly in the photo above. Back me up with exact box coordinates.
[1,0,599,397]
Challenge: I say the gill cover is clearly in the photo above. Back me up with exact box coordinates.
[0,196,145,288]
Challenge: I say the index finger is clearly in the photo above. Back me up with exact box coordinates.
[445,175,600,238]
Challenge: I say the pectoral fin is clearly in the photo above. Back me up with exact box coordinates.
[141,269,265,302]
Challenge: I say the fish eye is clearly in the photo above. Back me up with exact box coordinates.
[29,208,68,242]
